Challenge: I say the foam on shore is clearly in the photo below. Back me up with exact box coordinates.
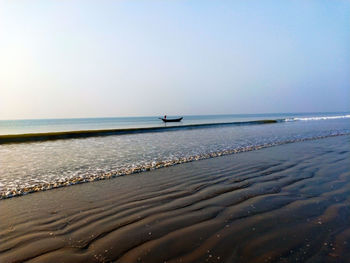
[1,132,349,200]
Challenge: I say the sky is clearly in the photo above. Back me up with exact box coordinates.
[0,0,349,119]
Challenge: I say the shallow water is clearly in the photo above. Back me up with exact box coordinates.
[0,136,349,262]
[0,115,349,198]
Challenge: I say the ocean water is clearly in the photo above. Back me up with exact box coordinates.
[0,112,349,135]
[0,113,349,198]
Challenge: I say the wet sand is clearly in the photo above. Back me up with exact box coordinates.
[0,136,349,263]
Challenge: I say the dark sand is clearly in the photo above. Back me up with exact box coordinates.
[0,136,349,263]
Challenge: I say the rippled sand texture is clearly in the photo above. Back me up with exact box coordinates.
[0,136,349,263]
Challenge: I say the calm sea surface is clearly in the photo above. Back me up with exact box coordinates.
[0,112,349,198]
[0,112,349,135]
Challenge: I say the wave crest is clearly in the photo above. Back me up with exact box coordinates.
[285,114,350,122]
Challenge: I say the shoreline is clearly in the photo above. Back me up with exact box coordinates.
[1,133,349,200]
[1,135,349,262]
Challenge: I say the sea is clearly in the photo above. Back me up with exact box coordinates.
[0,112,349,199]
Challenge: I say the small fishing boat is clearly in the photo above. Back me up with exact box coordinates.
[159,117,183,122]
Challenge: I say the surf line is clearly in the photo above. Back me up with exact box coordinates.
[0,119,279,144]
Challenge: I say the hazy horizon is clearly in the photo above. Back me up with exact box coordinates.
[1,111,350,122]
[1,0,349,120]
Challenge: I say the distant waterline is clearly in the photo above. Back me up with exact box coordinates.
[1,112,349,135]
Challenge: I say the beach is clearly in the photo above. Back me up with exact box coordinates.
[1,135,349,263]
[2,0,349,261]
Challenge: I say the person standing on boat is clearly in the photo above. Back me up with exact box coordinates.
[164,115,167,119]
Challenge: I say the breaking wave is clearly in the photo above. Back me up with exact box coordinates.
[285,114,350,122]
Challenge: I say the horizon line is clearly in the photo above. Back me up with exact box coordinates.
[1,110,350,121]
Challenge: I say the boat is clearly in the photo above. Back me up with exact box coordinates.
[159,117,183,122]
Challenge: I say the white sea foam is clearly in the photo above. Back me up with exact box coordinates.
[1,132,349,199]
[286,115,350,122]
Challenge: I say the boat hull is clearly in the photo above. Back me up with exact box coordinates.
[160,117,183,123]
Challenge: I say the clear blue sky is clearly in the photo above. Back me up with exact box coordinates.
[0,0,349,119]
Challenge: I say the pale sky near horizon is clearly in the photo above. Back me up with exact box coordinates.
[0,0,349,120]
